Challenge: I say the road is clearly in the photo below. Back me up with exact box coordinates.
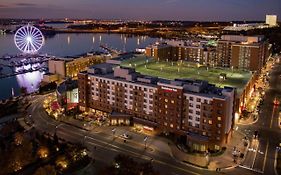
[27,94,262,175]
[29,96,212,175]
[238,59,281,175]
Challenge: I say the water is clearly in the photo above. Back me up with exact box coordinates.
[0,33,159,100]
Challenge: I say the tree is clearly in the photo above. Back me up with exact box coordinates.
[33,165,56,175]
[14,132,24,146]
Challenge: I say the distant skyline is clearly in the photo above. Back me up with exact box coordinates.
[0,0,280,21]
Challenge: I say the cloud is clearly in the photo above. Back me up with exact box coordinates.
[15,3,38,7]
[164,0,180,4]
[0,4,8,8]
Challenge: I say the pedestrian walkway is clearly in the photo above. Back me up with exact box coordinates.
[169,130,248,171]
[238,115,258,125]
[208,131,248,171]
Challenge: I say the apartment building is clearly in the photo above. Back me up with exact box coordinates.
[78,64,235,151]
[145,35,270,71]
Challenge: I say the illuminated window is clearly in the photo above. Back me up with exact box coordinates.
[165,99,168,102]
[171,100,175,104]
[208,120,212,125]
[170,124,173,128]
[217,117,221,121]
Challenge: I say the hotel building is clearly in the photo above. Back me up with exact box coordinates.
[78,64,235,151]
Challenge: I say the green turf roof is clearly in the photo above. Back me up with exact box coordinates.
[121,55,252,95]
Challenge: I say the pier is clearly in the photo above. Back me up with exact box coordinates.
[100,44,122,55]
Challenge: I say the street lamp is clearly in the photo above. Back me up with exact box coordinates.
[144,136,148,149]
[112,128,116,138]
[205,150,210,165]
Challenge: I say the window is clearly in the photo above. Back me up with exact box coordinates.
[189,109,193,114]
[196,105,200,109]
[171,100,175,104]
[196,111,200,115]
[170,124,174,128]
[165,99,168,102]
[196,117,200,121]
[189,103,193,107]
[217,124,221,128]
[202,132,206,136]
[217,110,223,115]
[165,105,168,108]
[204,99,208,104]
[208,120,212,125]
[196,98,201,102]
[215,145,220,150]
[195,124,199,128]
[217,117,222,121]
[189,97,194,101]
[188,115,193,119]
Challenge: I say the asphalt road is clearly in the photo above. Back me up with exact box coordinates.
[29,96,213,175]
[238,59,281,175]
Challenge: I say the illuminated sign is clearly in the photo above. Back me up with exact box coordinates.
[161,86,178,92]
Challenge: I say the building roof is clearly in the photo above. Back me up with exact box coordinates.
[85,63,233,99]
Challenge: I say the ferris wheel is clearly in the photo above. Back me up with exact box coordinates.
[14,24,45,54]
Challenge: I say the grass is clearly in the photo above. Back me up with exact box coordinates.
[121,56,253,95]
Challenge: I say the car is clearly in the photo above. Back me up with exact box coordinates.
[120,133,131,139]
[253,130,259,139]
[274,98,280,106]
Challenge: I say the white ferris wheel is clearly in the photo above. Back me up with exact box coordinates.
[14,24,45,54]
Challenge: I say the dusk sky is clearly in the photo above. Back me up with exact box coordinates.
[0,0,280,21]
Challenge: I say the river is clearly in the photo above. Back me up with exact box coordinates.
[0,32,160,100]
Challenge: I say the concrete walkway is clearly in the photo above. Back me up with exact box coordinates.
[169,130,248,171]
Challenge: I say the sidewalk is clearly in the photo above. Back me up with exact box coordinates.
[169,130,248,171]
[238,115,258,125]
[208,130,248,171]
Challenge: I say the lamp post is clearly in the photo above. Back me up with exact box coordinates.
[112,128,116,138]
[144,136,148,149]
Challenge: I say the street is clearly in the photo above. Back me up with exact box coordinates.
[238,58,281,175]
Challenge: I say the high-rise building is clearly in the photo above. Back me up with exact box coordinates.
[78,64,235,151]
[266,15,277,26]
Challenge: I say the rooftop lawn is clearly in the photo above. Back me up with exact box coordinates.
[121,55,253,95]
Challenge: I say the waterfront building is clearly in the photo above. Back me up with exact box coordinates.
[43,55,107,82]
[78,64,235,151]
